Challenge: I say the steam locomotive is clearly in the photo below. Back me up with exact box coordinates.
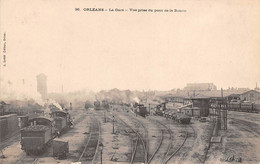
[155,102,166,116]
[20,116,55,155]
[133,103,148,117]
[94,100,109,110]
[20,111,72,155]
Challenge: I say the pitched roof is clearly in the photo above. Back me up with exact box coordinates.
[161,89,251,99]
[0,101,7,105]
[240,90,260,95]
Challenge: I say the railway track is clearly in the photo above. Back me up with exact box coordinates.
[15,153,39,164]
[148,116,196,164]
[230,118,260,137]
[146,117,178,164]
[113,114,148,164]
[109,109,197,164]
[177,125,196,164]
[113,109,196,164]
[164,123,196,164]
[127,114,150,162]
[150,119,174,164]
[113,110,168,164]
[147,130,164,164]
[77,115,101,163]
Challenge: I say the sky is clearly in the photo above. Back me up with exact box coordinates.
[1,0,260,93]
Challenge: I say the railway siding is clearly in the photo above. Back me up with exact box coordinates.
[148,115,208,164]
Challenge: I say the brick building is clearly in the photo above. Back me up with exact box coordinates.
[184,83,217,91]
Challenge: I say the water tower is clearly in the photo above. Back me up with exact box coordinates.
[36,73,47,99]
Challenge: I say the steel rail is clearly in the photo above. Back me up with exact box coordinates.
[114,115,148,164]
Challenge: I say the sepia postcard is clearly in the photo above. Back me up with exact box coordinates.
[0,0,260,163]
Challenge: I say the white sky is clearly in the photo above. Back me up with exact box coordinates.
[1,0,260,93]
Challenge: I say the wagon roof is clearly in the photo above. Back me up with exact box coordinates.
[51,110,68,114]
[29,116,54,122]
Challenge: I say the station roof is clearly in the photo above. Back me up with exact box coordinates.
[190,96,210,100]
[161,89,251,99]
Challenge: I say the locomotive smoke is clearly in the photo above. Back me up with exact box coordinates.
[133,97,140,103]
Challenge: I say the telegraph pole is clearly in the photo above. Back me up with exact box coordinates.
[112,116,115,134]
[149,104,150,115]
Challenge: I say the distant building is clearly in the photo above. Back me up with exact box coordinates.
[237,88,250,91]
[37,73,47,99]
[240,90,260,103]
[184,83,217,91]
[191,97,210,117]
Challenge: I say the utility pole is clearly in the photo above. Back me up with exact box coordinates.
[99,143,103,164]
[104,111,106,123]
[220,88,227,130]
[112,116,115,134]
[149,104,150,115]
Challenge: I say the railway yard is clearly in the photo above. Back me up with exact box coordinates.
[1,104,260,164]
[1,0,260,163]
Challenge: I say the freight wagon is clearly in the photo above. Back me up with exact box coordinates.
[53,138,69,159]
[210,98,259,113]
[20,116,54,155]
[162,110,191,124]
[227,100,257,112]
[172,113,192,124]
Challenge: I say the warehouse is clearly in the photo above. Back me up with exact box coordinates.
[240,90,260,103]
